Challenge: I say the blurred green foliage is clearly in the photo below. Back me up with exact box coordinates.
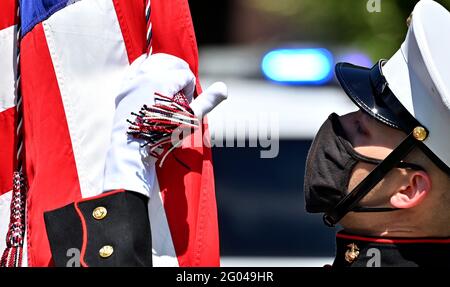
[247,0,450,61]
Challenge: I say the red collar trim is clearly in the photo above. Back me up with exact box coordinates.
[337,232,450,244]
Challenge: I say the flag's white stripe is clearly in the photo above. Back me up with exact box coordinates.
[42,0,177,266]
[43,0,128,199]
[0,26,18,112]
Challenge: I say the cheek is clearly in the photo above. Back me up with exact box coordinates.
[347,162,384,205]
[347,162,404,205]
[354,146,393,159]
[347,162,372,193]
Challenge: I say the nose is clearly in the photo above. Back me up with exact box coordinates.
[339,110,360,121]
[338,110,358,127]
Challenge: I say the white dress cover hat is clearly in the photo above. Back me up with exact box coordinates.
[382,0,450,170]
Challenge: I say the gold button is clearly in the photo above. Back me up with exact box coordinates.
[99,245,114,258]
[92,206,107,220]
[413,126,427,141]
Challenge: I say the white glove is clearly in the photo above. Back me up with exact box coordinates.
[190,82,228,119]
[103,53,196,197]
[103,53,228,198]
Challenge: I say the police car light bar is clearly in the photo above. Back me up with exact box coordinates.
[261,48,334,85]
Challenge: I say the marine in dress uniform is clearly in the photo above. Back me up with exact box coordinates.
[304,0,450,267]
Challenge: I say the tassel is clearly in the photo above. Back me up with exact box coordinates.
[0,172,26,267]
[128,91,199,166]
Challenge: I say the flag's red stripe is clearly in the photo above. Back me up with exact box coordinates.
[0,0,17,31]
[151,0,219,267]
[113,0,219,266]
[112,0,146,64]
[153,0,219,267]
[21,23,82,267]
[0,108,16,196]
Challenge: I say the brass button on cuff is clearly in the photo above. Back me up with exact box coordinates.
[93,206,107,220]
[99,245,114,258]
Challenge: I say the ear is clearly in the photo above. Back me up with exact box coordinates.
[390,171,431,209]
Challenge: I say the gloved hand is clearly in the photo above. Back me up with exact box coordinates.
[103,53,196,197]
[103,53,227,198]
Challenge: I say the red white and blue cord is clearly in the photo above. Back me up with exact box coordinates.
[1,2,27,268]
[145,0,153,55]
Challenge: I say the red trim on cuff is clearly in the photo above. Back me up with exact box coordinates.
[74,201,88,267]
[74,189,125,267]
[337,232,450,244]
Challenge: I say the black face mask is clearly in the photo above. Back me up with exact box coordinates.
[304,113,423,215]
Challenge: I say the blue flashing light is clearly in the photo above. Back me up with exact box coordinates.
[261,48,334,85]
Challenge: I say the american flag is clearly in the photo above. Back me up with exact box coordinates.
[0,0,219,267]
